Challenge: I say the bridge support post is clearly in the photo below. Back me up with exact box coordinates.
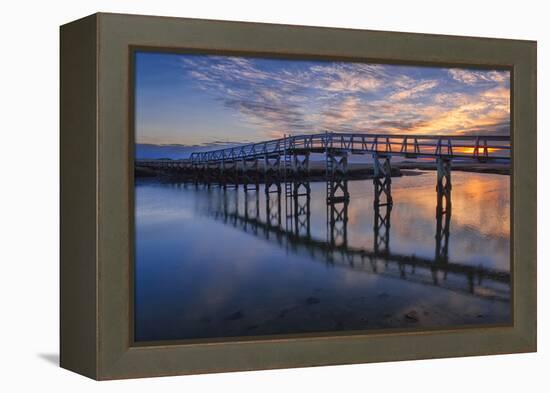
[244,189,260,232]
[326,150,349,203]
[289,152,310,199]
[293,152,310,177]
[289,182,311,238]
[436,157,452,199]
[242,157,260,192]
[283,152,311,238]
[192,161,201,185]
[372,153,393,207]
[327,191,349,248]
[435,158,452,264]
[264,154,282,195]
[373,202,391,256]
[265,186,282,230]
[325,149,349,248]
[205,161,220,188]
[220,186,239,226]
[198,163,208,187]
[221,160,238,190]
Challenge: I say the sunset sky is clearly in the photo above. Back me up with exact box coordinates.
[135,51,510,151]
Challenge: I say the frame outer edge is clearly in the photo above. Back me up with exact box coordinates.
[60,13,100,379]
[514,41,537,351]
[91,13,537,379]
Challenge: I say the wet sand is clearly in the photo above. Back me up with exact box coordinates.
[191,290,506,339]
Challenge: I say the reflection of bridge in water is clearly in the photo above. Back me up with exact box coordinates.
[139,132,510,300]
[191,180,510,302]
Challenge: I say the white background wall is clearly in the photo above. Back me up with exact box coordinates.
[0,0,547,390]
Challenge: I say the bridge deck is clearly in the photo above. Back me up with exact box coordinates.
[189,132,511,164]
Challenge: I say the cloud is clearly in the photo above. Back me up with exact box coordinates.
[309,63,383,93]
[181,56,313,134]
[176,55,510,140]
[404,86,510,135]
[448,69,508,85]
[388,80,439,101]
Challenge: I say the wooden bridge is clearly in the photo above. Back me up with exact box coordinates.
[188,132,511,163]
[138,132,510,171]
[137,132,511,209]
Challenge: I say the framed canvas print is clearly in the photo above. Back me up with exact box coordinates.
[60,13,537,380]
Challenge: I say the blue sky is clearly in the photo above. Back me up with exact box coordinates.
[135,51,510,150]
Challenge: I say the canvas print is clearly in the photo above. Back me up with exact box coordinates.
[133,51,511,342]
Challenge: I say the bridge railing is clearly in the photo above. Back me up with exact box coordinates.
[331,133,511,160]
[189,132,511,164]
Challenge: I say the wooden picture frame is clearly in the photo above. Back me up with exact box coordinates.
[60,12,536,380]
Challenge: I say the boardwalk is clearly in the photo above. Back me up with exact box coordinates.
[189,132,511,163]
[137,132,511,168]
[136,132,511,208]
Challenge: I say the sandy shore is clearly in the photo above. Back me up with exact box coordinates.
[397,160,510,175]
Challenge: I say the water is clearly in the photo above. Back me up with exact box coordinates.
[134,171,511,342]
